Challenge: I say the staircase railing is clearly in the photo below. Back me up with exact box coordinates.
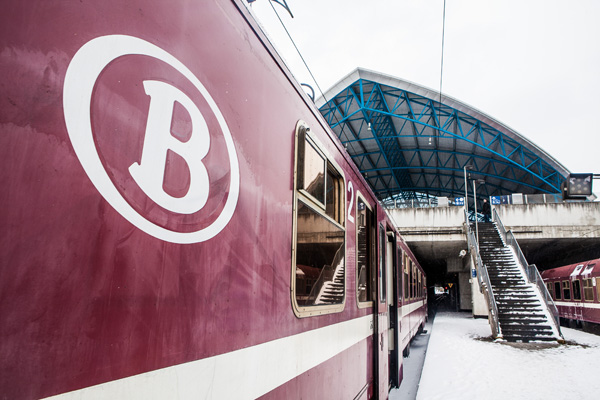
[527,263,562,336]
[492,209,563,340]
[465,210,502,339]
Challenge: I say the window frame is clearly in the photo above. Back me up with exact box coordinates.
[403,253,410,301]
[545,282,553,299]
[554,281,562,300]
[583,278,594,302]
[356,192,375,309]
[291,121,347,318]
[411,263,417,300]
[562,280,571,301]
[572,279,582,301]
[378,224,387,304]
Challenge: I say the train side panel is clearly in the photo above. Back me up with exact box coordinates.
[0,1,426,399]
[397,239,427,354]
[542,259,600,326]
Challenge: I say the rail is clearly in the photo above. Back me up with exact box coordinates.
[492,209,563,340]
[465,210,502,339]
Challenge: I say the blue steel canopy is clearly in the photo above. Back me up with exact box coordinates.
[317,68,570,206]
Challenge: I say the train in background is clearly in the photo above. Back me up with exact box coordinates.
[541,258,600,331]
[0,0,427,398]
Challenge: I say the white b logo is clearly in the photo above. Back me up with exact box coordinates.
[130,80,211,214]
[63,35,240,243]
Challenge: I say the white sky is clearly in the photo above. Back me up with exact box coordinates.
[249,0,600,177]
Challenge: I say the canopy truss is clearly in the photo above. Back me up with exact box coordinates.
[317,69,569,205]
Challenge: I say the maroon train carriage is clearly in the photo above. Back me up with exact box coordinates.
[541,259,600,329]
[0,0,427,399]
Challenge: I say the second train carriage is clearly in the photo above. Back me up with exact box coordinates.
[542,258,600,328]
[0,0,427,398]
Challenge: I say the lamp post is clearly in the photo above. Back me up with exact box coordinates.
[463,164,473,215]
[473,178,485,243]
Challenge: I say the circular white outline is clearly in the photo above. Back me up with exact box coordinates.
[63,35,240,244]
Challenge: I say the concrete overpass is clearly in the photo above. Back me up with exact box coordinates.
[388,201,600,311]
[390,201,600,268]
[494,202,600,269]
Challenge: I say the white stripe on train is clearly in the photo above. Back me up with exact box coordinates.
[400,300,426,318]
[44,315,374,400]
[555,301,600,309]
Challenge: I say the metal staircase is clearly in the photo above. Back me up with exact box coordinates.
[478,223,559,341]
[467,210,563,342]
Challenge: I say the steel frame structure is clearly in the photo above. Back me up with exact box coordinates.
[317,69,569,206]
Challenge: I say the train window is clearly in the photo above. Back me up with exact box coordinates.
[562,280,571,300]
[379,225,386,304]
[597,278,600,302]
[397,248,403,304]
[554,281,561,300]
[410,264,417,299]
[403,254,409,300]
[572,279,582,301]
[356,195,375,306]
[545,282,553,298]
[296,124,345,226]
[408,260,413,299]
[325,166,344,223]
[298,136,326,204]
[292,121,346,317]
[583,279,594,301]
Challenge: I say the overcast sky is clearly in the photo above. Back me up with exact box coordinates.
[249,0,600,178]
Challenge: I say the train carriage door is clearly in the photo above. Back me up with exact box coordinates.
[356,195,379,398]
[376,223,389,399]
[386,229,400,389]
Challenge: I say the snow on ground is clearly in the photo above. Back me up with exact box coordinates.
[416,312,600,400]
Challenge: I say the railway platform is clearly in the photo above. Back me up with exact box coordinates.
[408,311,600,400]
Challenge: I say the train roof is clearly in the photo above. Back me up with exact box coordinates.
[541,258,600,279]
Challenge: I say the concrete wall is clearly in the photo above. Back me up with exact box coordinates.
[467,254,489,318]
[389,206,465,231]
[495,202,600,239]
[388,206,468,265]
[458,271,471,311]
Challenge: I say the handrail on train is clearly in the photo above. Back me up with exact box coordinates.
[492,209,564,342]
[464,210,502,340]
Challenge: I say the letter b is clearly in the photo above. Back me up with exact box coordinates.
[129,80,210,214]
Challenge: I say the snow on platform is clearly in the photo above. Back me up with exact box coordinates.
[416,312,600,400]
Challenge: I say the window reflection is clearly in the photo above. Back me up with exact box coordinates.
[357,198,374,303]
[325,166,343,224]
[295,200,345,306]
[299,139,325,204]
